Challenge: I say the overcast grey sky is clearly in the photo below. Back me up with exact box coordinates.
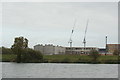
[2,2,118,48]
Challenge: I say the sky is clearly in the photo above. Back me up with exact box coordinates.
[2,2,118,48]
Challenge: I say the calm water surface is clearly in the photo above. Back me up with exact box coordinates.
[2,62,118,78]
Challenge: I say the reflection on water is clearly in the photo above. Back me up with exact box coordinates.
[2,62,118,78]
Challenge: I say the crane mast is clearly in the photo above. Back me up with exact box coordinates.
[68,19,76,54]
[83,19,89,54]
[68,19,76,47]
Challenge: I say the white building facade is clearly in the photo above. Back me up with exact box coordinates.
[65,47,99,55]
[34,44,99,55]
[34,44,66,55]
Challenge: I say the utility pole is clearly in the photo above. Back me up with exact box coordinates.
[105,36,107,55]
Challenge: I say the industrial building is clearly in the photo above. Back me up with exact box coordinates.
[34,44,120,55]
[34,44,66,55]
[106,44,120,54]
[99,48,106,55]
[34,44,98,55]
[65,47,99,55]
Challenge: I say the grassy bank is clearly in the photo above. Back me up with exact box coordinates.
[1,54,119,64]
[43,54,91,63]
[0,54,16,62]
[43,54,119,64]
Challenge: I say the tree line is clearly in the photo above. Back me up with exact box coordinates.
[1,36,120,63]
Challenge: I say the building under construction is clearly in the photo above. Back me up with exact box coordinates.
[34,19,119,55]
[34,44,98,55]
[65,47,99,54]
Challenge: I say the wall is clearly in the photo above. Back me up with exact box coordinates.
[44,44,55,55]
[107,44,120,54]
[34,44,44,54]
[34,44,66,55]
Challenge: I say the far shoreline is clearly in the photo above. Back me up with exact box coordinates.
[1,54,119,64]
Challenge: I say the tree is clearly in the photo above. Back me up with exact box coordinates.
[11,36,43,63]
[2,47,13,54]
[113,50,120,56]
[22,48,43,63]
[11,37,28,63]
[89,50,100,63]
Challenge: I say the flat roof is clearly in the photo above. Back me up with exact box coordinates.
[107,44,120,45]
[65,47,98,48]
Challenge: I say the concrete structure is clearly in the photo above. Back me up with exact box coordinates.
[65,47,99,55]
[34,44,120,55]
[34,44,44,53]
[106,44,120,54]
[34,44,65,55]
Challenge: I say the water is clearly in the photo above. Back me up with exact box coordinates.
[2,62,118,78]
[0,62,2,79]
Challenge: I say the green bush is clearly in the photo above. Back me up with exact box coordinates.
[89,50,100,63]
[21,48,43,63]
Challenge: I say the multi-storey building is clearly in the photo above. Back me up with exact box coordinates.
[34,44,44,53]
[34,43,120,55]
[65,47,99,54]
[106,44,120,54]
[34,44,66,55]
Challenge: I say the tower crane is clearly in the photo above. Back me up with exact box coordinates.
[83,19,89,54]
[68,19,76,48]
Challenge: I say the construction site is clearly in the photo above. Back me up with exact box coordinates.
[34,19,120,55]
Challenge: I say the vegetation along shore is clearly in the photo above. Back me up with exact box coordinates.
[0,36,120,64]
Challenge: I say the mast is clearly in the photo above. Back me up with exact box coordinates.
[68,19,76,47]
[83,19,89,54]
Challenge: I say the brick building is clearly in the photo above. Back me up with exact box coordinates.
[106,44,120,54]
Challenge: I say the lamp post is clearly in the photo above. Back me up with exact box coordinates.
[105,36,107,55]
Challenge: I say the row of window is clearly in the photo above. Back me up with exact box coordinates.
[66,51,89,54]
[66,48,96,50]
